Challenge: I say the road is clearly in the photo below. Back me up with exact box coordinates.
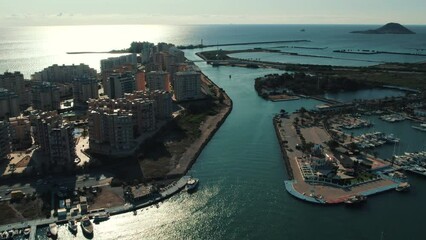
[0,173,112,200]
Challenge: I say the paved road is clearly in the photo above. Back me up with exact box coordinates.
[0,173,112,200]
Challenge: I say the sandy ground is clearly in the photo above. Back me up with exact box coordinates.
[88,187,124,210]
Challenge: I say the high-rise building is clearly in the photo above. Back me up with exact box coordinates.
[73,76,99,107]
[135,71,146,91]
[106,72,136,99]
[88,108,134,155]
[173,71,203,102]
[0,121,11,160]
[31,64,97,84]
[100,54,137,73]
[9,116,31,150]
[146,71,170,91]
[88,97,156,135]
[0,71,29,106]
[140,42,153,64]
[0,88,20,119]
[124,90,173,121]
[31,81,61,111]
[32,111,60,155]
[48,121,76,167]
[32,111,76,166]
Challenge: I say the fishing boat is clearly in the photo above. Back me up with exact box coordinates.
[396,182,410,192]
[93,211,110,222]
[185,177,199,193]
[68,219,78,233]
[344,195,367,205]
[81,216,94,235]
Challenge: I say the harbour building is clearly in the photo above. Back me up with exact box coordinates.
[31,81,61,111]
[173,71,203,102]
[0,88,20,119]
[72,76,99,107]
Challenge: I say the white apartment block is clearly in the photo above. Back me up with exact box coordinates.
[173,71,203,102]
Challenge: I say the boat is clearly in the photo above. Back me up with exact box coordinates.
[81,216,94,235]
[93,211,110,222]
[395,182,410,192]
[48,223,58,238]
[412,123,426,132]
[68,219,78,233]
[23,228,31,237]
[185,177,199,193]
[344,195,367,205]
[1,231,8,240]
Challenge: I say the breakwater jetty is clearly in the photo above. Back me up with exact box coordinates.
[178,40,310,49]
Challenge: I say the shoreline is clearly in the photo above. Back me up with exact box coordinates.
[0,70,233,235]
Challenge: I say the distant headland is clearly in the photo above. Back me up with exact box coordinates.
[351,23,415,34]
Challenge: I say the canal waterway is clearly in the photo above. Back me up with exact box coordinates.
[35,48,426,240]
[1,25,425,239]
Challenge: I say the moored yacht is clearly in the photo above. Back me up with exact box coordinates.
[396,182,410,192]
[93,211,110,222]
[81,216,94,235]
[48,223,58,238]
[344,195,367,205]
[186,177,199,193]
[68,219,78,234]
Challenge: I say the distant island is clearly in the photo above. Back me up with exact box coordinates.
[351,23,415,34]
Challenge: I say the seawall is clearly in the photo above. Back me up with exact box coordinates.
[273,118,294,180]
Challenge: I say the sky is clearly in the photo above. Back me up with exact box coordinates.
[1,0,425,26]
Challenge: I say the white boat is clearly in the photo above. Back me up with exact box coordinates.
[1,231,8,239]
[93,211,110,222]
[81,216,94,235]
[344,195,367,205]
[23,228,31,236]
[48,223,58,238]
[68,219,78,233]
[396,182,410,192]
[185,177,199,193]
[412,123,426,132]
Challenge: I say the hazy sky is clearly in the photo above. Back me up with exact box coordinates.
[1,0,425,26]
